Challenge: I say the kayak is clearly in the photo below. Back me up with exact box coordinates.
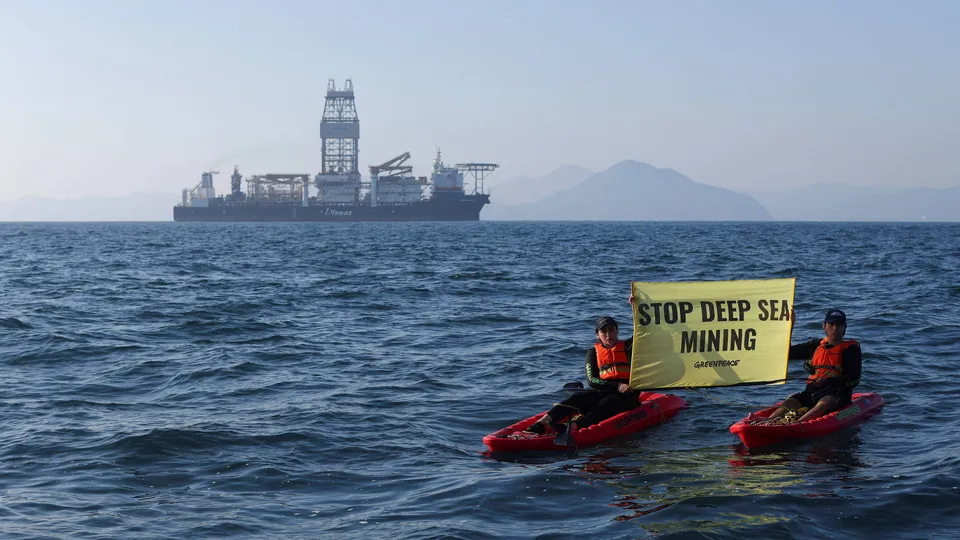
[483,392,687,453]
[729,392,885,449]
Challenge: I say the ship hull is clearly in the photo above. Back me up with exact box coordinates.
[173,194,489,222]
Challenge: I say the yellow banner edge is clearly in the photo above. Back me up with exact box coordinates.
[781,276,797,385]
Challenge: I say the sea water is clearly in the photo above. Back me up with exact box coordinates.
[1,221,958,539]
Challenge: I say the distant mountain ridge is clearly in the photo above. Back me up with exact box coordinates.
[2,165,957,222]
[484,160,773,221]
[488,164,593,205]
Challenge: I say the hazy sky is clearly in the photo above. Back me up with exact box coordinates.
[1,0,958,202]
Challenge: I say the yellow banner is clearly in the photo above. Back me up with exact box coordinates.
[629,278,795,390]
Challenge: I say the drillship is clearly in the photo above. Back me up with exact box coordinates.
[173,79,499,222]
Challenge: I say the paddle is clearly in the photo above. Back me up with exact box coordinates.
[553,416,577,450]
[553,383,582,449]
[553,382,620,450]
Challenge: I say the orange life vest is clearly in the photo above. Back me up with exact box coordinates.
[595,341,630,381]
[807,338,859,386]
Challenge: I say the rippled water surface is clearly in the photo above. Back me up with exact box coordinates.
[1,221,958,539]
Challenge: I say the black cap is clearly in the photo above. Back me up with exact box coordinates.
[595,316,619,332]
[824,309,847,324]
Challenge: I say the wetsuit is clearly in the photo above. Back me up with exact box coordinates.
[787,337,862,409]
[542,336,640,428]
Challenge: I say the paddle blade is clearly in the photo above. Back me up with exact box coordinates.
[553,419,577,451]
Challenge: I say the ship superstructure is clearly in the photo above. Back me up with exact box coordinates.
[173,79,498,222]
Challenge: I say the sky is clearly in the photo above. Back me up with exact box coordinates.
[1,0,958,202]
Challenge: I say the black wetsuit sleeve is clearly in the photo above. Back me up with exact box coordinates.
[788,338,820,360]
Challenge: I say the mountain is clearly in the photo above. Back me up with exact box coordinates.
[0,192,175,221]
[751,184,960,222]
[487,164,594,205]
[483,160,773,221]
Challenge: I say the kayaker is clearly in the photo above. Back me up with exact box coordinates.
[756,308,862,425]
[524,313,640,435]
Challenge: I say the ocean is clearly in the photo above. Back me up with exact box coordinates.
[1,221,958,539]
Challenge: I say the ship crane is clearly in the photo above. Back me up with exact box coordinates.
[369,152,414,177]
[368,152,422,208]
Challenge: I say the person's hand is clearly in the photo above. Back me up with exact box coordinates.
[617,383,631,393]
[789,308,796,327]
[629,295,636,305]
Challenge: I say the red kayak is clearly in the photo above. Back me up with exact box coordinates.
[729,392,885,449]
[483,392,687,453]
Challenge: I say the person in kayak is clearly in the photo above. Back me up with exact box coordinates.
[756,308,862,425]
[523,313,640,435]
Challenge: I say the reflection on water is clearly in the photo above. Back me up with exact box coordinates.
[563,446,801,528]
[730,432,868,471]
[562,430,870,534]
